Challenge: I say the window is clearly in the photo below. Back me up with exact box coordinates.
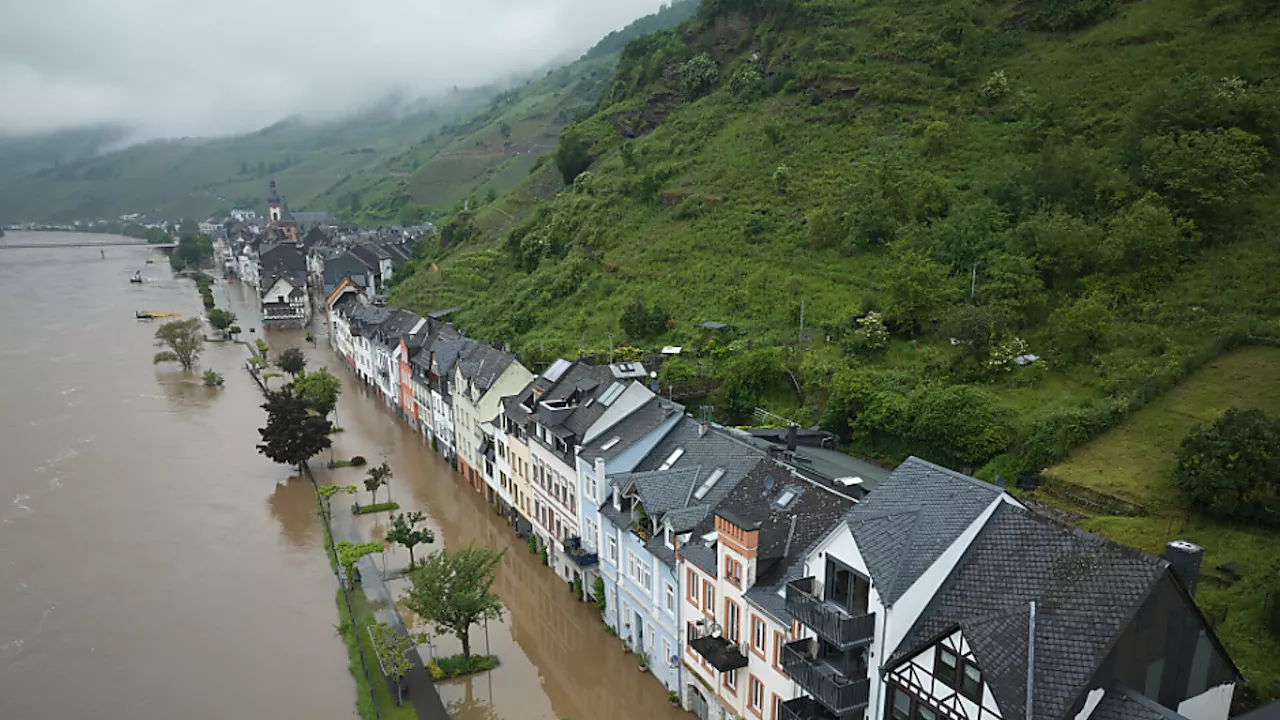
[658,448,685,471]
[725,599,740,643]
[703,581,715,615]
[772,695,784,720]
[916,706,937,720]
[687,570,699,601]
[773,632,784,669]
[663,638,672,667]
[724,669,737,693]
[724,558,743,588]
[961,665,983,702]
[934,648,959,687]
[749,676,764,713]
[606,535,618,564]
[638,560,652,592]
[692,468,726,500]
[892,689,911,720]
[752,616,766,653]
[665,583,676,615]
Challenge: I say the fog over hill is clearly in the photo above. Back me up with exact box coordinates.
[0,0,669,141]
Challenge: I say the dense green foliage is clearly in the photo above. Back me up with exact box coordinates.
[393,0,1280,479]
[1177,409,1280,525]
[152,318,204,371]
[363,462,392,506]
[256,388,333,471]
[385,511,435,567]
[293,367,343,418]
[276,347,307,377]
[585,0,700,60]
[403,546,505,659]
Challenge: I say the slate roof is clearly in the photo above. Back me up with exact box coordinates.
[300,225,330,249]
[373,309,425,345]
[710,461,857,623]
[635,417,766,477]
[1092,688,1188,720]
[528,361,616,442]
[457,343,515,394]
[1236,700,1280,720]
[889,503,1170,720]
[293,211,332,228]
[258,242,307,274]
[847,456,1003,606]
[580,396,683,465]
[681,540,718,575]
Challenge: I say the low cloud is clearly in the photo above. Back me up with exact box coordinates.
[0,0,668,139]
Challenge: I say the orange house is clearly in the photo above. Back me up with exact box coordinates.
[397,337,417,424]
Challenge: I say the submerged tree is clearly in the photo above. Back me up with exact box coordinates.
[206,308,238,339]
[386,511,436,568]
[202,369,224,387]
[403,546,504,659]
[257,387,333,472]
[364,462,392,505]
[276,347,307,377]
[293,367,342,418]
[153,318,204,371]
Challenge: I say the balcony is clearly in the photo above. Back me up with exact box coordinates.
[564,536,598,567]
[786,577,875,650]
[689,625,749,673]
[780,697,839,720]
[782,639,870,718]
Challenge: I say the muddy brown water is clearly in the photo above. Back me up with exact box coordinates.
[0,232,688,720]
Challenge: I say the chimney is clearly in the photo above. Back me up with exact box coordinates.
[995,475,1006,491]
[699,420,709,437]
[1164,540,1204,597]
[786,424,798,452]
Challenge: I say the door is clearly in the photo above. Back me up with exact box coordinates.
[635,611,645,655]
[688,685,709,720]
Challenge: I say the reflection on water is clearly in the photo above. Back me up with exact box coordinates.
[268,474,325,549]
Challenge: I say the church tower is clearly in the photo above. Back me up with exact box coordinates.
[266,180,283,223]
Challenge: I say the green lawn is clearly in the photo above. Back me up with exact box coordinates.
[1050,347,1280,510]
[336,587,418,720]
[1046,347,1280,702]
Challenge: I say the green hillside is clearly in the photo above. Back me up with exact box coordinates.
[317,0,701,225]
[392,0,1280,476]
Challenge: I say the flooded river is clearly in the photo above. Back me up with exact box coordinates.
[0,232,688,720]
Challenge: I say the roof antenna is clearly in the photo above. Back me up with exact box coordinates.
[1025,601,1036,720]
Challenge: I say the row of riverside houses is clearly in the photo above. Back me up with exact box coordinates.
[323,287,1245,720]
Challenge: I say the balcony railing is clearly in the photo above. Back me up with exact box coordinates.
[785,577,875,650]
[563,536,598,567]
[782,640,870,719]
[780,697,839,720]
[688,624,749,673]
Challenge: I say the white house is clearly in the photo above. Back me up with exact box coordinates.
[451,344,532,499]
[260,274,309,328]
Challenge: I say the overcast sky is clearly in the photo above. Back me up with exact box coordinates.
[0,0,668,140]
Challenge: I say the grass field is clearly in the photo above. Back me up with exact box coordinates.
[1046,347,1280,702]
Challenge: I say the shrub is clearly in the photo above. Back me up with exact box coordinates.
[1138,128,1269,233]
[729,65,763,103]
[923,121,952,155]
[202,370,224,387]
[979,70,1009,104]
[1176,408,1280,526]
[555,131,592,185]
[1267,585,1280,638]
[354,501,400,515]
[620,299,669,340]
[592,576,607,612]
[681,54,719,99]
[1035,0,1117,30]
[350,456,368,467]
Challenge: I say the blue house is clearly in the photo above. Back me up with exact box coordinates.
[586,416,768,693]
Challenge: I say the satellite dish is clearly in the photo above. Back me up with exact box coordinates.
[763,475,775,491]
[709,622,723,638]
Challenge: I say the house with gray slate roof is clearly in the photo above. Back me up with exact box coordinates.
[748,457,1240,720]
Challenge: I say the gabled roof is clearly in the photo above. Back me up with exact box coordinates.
[889,503,1176,720]
[528,361,617,440]
[846,456,1003,606]
[258,242,307,274]
[300,225,330,248]
[374,309,425,343]
[457,343,516,394]
[1092,687,1191,720]
[579,396,683,465]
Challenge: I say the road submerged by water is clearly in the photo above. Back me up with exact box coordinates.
[0,232,690,720]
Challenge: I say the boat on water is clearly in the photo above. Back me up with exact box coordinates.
[129,271,143,283]
[135,310,180,320]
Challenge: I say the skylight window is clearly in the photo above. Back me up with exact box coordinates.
[601,436,621,451]
[775,488,798,508]
[599,382,626,406]
[657,448,685,471]
[692,468,726,500]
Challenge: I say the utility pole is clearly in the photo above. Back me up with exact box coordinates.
[971,261,979,300]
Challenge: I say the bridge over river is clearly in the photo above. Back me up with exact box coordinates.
[0,239,176,250]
